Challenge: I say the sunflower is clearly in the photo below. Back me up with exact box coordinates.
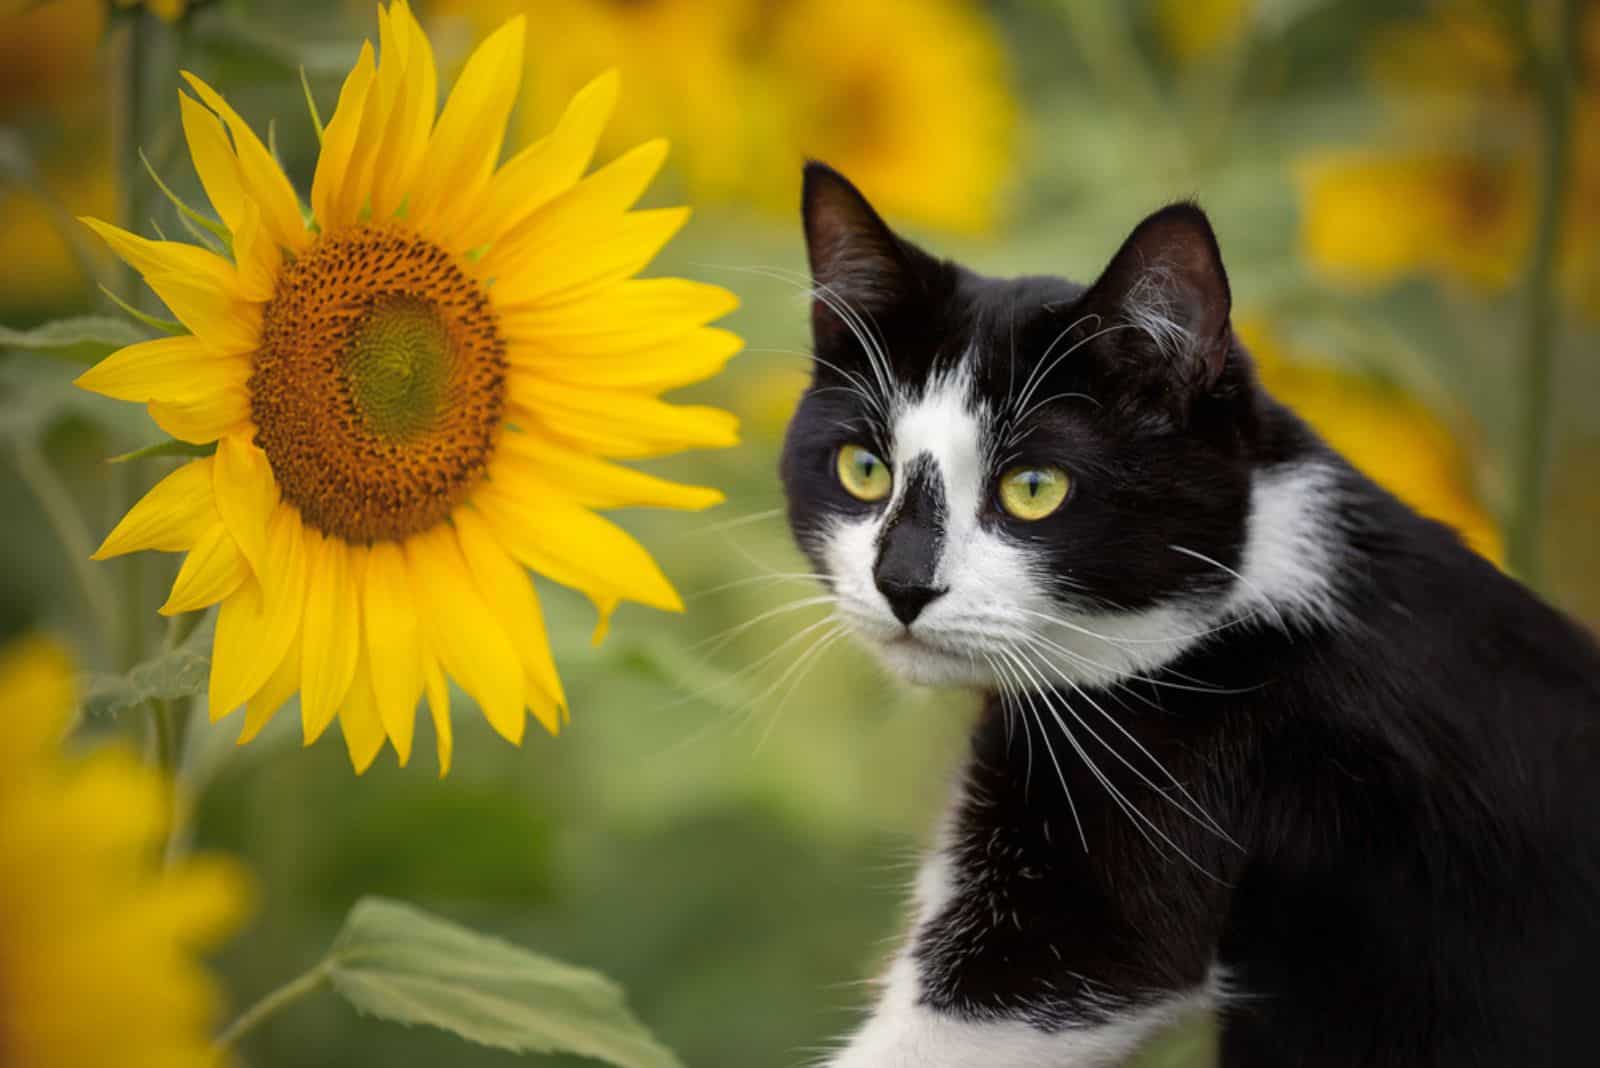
[0,636,249,1067]
[1238,317,1503,565]
[434,0,1017,236]
[1295,0,1600,313]
[78,0,741,774]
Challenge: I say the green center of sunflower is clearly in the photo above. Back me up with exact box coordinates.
[345,294,452,443]
[251,226,507,543]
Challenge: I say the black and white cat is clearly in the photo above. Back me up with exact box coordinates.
[780,163,1600,1067]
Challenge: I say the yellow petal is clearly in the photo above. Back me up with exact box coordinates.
[454,68,619,252]
[79,217,255,298]
[94,457,216,558]
[159,522,250,615]
[228,194,282,301]
[240,627,300,745]
[149,389,252,445]
[178,90,247,236]
[366,1,436,221]
[139,270,262,356]
[207,503,307,720]
[362,541,422,766]
[404,525,526,745]
[454,507,564,732]
[408,15,525,232]
[299,534,360,745]
[339,652,387,774]
[495,431,723,512]
[511,327,742,393]
[310,41,377,232]
[488,138,669,271]
[180,72,309,252]
[501,278,738,346]
[510,378,739,459]
[212,435,278,573]
[487,205,687,309]
[474,489,684,621]
[423,657,452,777]
[75,335,248,404]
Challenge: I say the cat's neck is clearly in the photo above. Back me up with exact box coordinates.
[1019,442,1353,693]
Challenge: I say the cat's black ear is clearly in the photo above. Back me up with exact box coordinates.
[801,162,923,340]
[1081,203,1232,391]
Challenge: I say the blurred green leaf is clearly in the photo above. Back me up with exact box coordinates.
[82,614,213,719]
[0,316,147,364]
[327,897,685,1068]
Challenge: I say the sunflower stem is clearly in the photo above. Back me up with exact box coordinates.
[8,437,123,661]
[213,961,332,1054]
[1506,0,1579,587]
[117,10,157,308]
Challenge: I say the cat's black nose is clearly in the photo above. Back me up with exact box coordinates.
[877,579,944,626]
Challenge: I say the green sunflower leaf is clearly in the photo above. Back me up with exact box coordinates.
[107,439,216,464]
[81,614,214,720]
[326,897,684,1068]
[0,316,148,363]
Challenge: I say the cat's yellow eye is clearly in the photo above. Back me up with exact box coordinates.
[837,444,892,502]
[998,465,1070,521]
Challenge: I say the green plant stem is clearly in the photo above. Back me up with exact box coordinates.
[8,438,123,659]
[213,962,332,1055]
[1506,0,1579,586]
[118,11,156,308]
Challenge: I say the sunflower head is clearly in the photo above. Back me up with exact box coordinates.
[0,637,250,1068]
[78,0,741,774]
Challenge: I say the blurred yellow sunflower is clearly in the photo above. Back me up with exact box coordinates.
[0,636,249,1067]
[114,0,189,21]
[434,0,1016,235]
[1239,317,1503,564]
[1296,0,1600,311]
[78,0,740,773]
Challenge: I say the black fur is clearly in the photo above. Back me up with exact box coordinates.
[782,163,1600,1066]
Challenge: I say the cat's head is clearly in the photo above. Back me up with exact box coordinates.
[780,163,1311,691]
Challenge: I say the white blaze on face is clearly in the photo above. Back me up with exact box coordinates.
[889,366,985,589]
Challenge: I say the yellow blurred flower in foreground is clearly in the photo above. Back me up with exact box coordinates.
[0,637,249,1067]
[1239,317,1503,564]
[78,0,740,773]
[1297,1,1600,311]
[435,0,1017,235]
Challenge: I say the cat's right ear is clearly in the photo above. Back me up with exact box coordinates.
[801,162,922,342]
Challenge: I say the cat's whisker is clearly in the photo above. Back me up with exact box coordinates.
[1012,604,1249,649]
[689,594,838,656]
[985,650,1088,852]
[753,623,851,752]
[687,507,787,539]
[1013,633,1240,849]
[686,569,828,602]
[997,644,1224,883]
[1010,311,1098,416]
[1168,543,1290,635]
[715,263,898,416]
[1015,625,1257,696]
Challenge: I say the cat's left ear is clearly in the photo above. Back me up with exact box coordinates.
[1080,203,1232,391]
[801,162,928,344]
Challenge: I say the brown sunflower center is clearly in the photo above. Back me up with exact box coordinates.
[251,226,506,543]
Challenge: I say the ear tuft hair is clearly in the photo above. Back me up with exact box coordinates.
[1084,202,1233,391]
[800,162,922,330]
